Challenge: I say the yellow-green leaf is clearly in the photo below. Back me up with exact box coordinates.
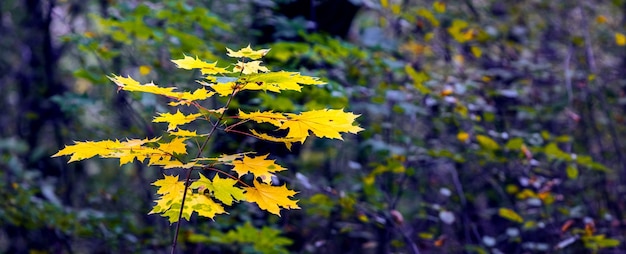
[405,65,430,94]
[149,174,226,223]
[566,164,579,179]
[498,208,523,223]
[476,135,500,150]
[190,173,245,206]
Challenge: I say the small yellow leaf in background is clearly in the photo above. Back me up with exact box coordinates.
[417,9,439,27]
[457,131,470,143]
[391,4,401,14]
[380,0,389,8]
[498,208,523,223]
[476,134,500,150]
[400,41,428,58]
[596,15,607,24]
[566,164,579,179]
[440,87,453,96]
[357,213,369,223]
[471,46,482,58]
[404,64,430,94]
[463,29,476,41]
[615,32,626,46]
[139,65,151,76]
[448,19,469,42]
[587,74,596,81]
[453,54,465,66]
[433,1,446,13]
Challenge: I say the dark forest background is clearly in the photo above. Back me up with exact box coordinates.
[2,0,626,253]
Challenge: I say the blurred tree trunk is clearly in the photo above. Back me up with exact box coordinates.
[14,0,68,173]
[252,0,360,43]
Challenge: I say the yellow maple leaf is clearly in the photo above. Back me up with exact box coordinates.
[240,109,363,143]
[234,60,270,74]
[244,71,325,93]
[53,140,123,163]
[190,173,245,205]
[109,75,178,97]
[244,180,299,216]
[171,55,231,75]
[149,175,186,218]
[158,137,188,155]
[209,82,239,97]
[232,154,286,183]
[154,174,185,195]
[178,88,215,102]
[109,75,215,103]
[226,45,270,60]
[153,110,202,131]
[209,72,324,96]
[143,138,188,167]
[52,137,160,164]
[281,109,363,142]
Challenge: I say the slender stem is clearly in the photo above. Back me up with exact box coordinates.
[170,85,239,254]
[197,89,238,157]
[170,166,194,254]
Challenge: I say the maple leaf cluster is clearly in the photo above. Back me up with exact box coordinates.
[53,45,362,223]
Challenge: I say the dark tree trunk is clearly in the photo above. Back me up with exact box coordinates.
[252,0,360,44]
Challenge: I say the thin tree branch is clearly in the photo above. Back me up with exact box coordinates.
[171,85,239,254]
